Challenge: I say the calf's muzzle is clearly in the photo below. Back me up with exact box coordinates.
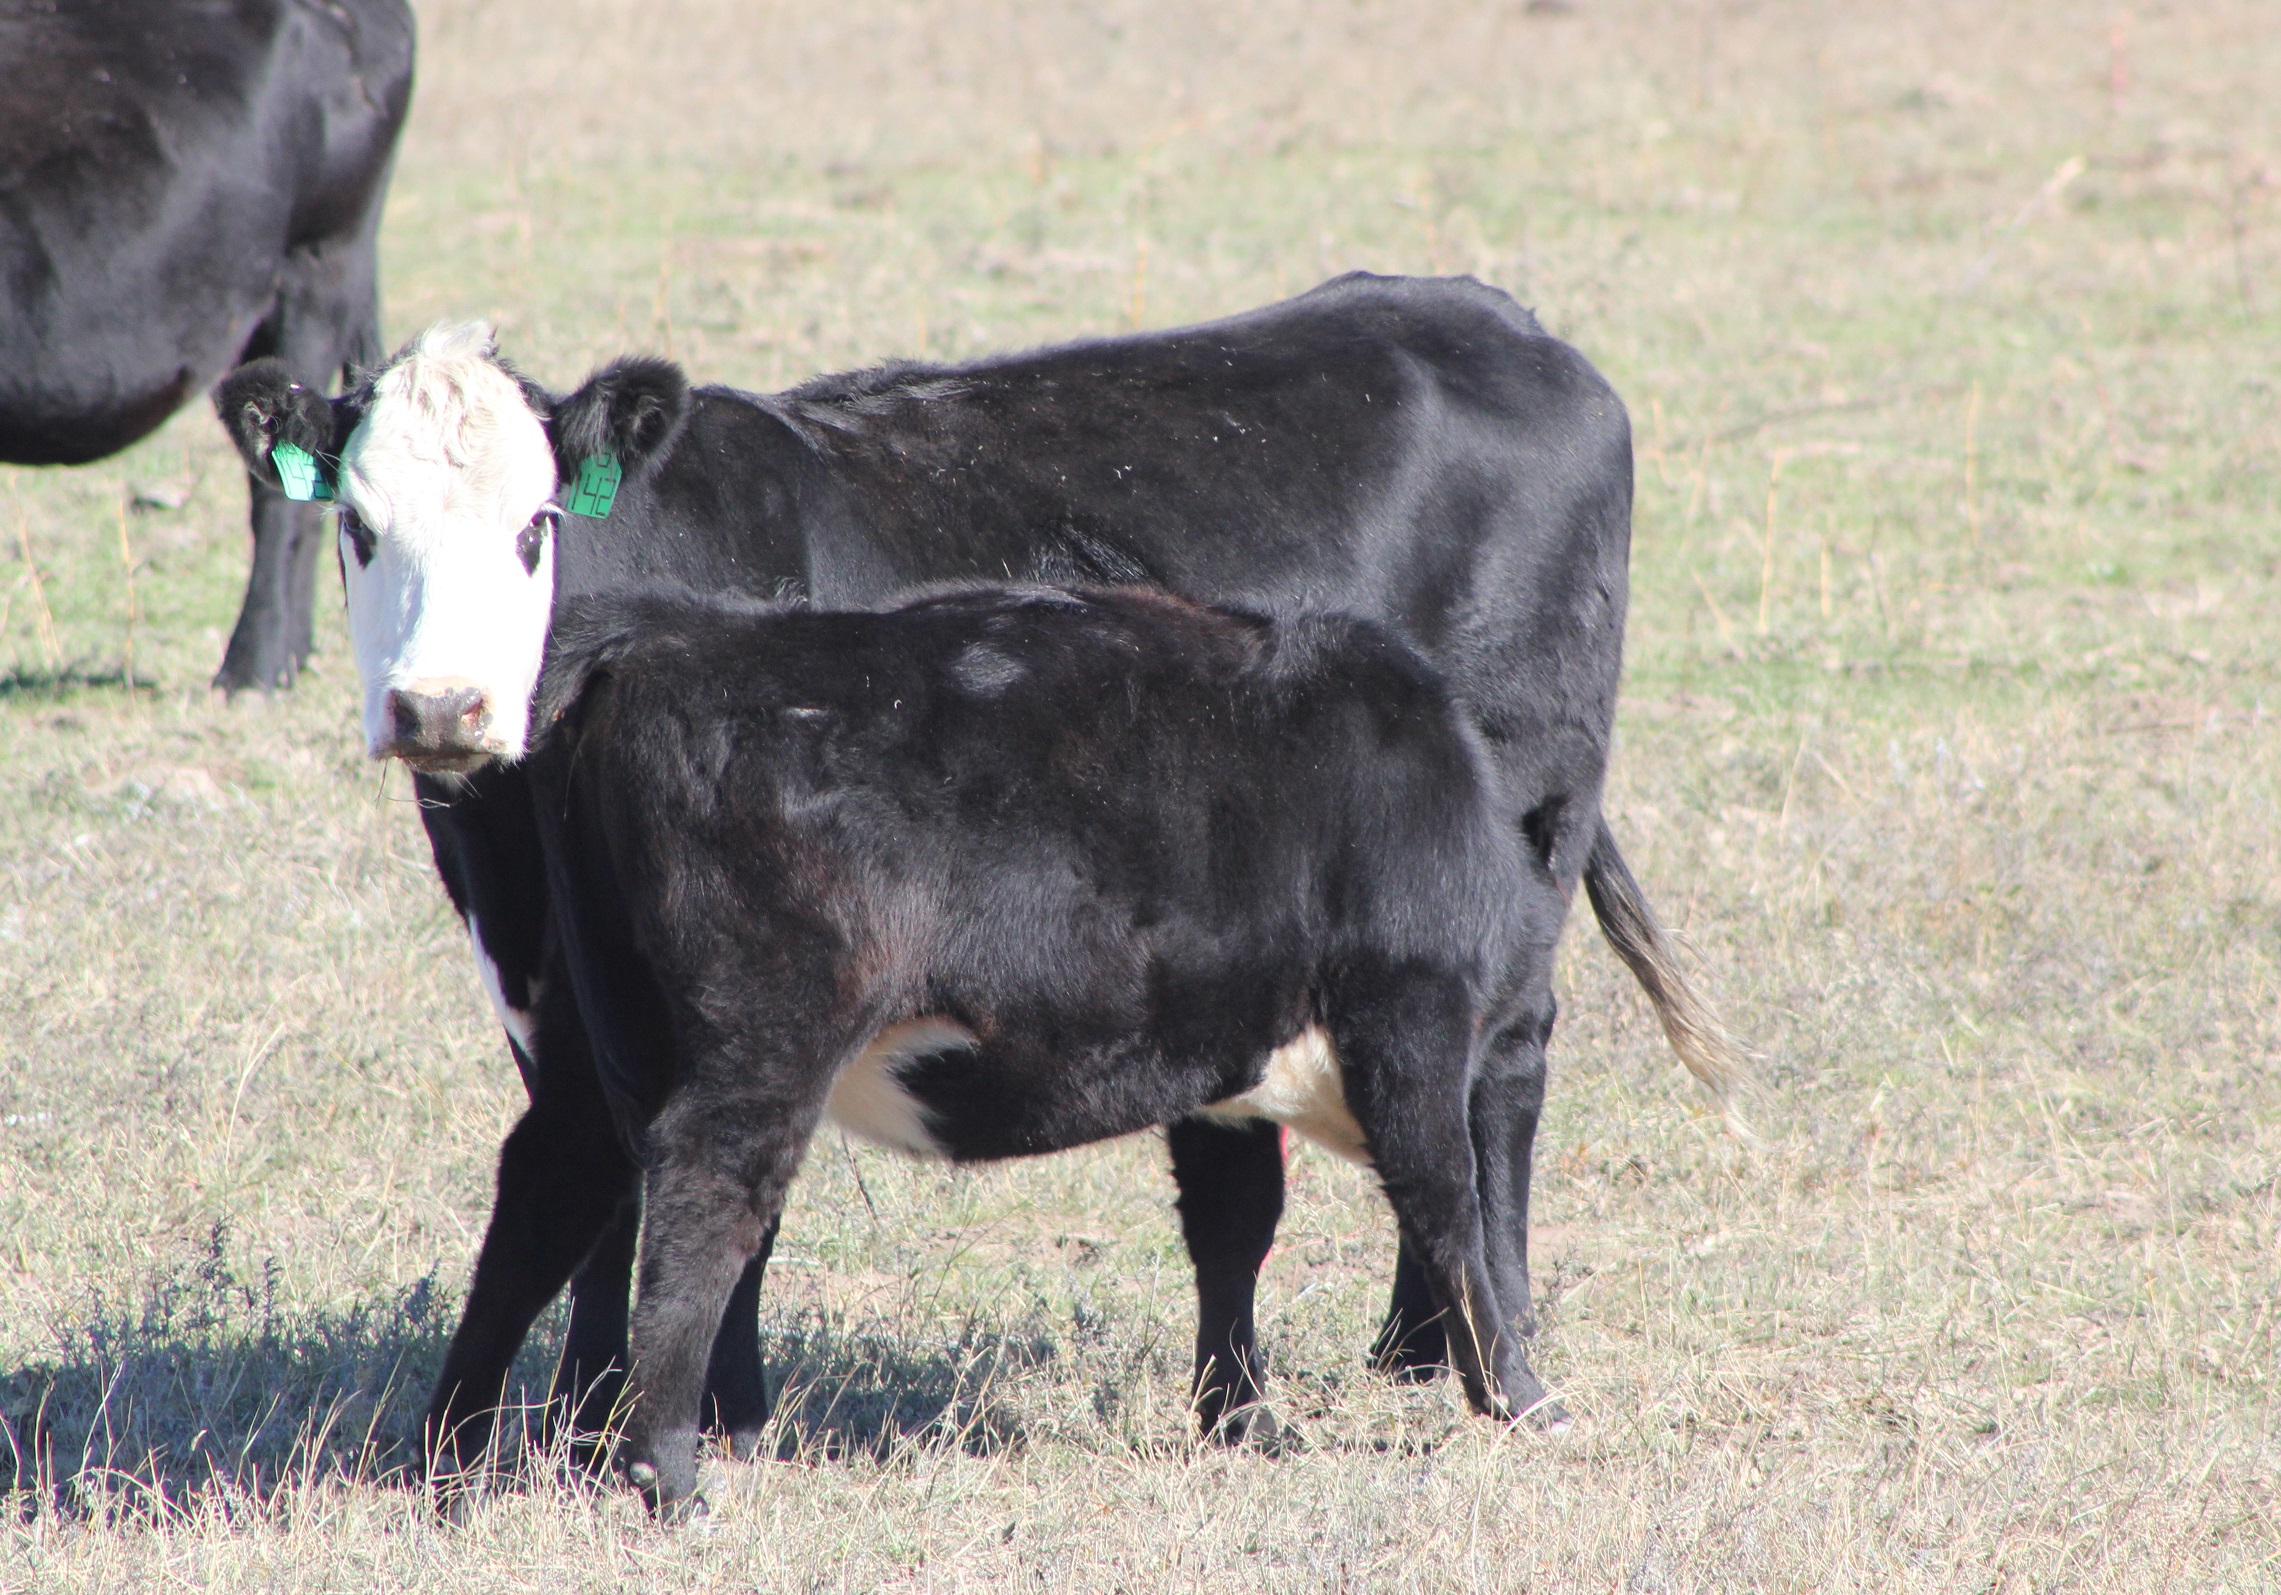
[382,681,495,771]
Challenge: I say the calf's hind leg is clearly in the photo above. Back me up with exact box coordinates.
[1329,971,1552,1424]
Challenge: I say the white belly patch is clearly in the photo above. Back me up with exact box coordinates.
[1197,1026,1372,1165]
[824,1018,975,1158]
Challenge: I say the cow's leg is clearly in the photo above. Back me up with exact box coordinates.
[283,499,326,670]
[1331,968,1557,1425]
[553,1191,637,1469]
[1369,1013,1559,1433]
[1372,889,1568,1377]
[215,224,383,694]
[621,1080,827,1520]
[1167,1116,1286,1446]
[214,480,322,693]
[700,1225,777,1460]
[1371,1239,1451,1380]
[1469,998,1555,1347]
[1468,844,1575,1351]
[425,1050,634,1502]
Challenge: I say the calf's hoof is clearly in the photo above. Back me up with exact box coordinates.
[704,1384,771,1464]
[1478,1379,1571,1433]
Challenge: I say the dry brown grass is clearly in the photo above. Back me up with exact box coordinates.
[3,0,2278,1587]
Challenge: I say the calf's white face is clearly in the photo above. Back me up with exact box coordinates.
[334,322,560,769]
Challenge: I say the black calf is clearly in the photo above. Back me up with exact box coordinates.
[522,586,1554,1516]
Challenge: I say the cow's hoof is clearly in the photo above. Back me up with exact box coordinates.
[1205,1402,1304,1456]
[1237,1405,1305,1456]
[211,648,301,697]
[1368,1339,1449,1385]
[213,675,281,705]
[1368,1311,1450,1384]
[426,1460,481,1526]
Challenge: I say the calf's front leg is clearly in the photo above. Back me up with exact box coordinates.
[701,1223,777,1458]
[553,1194,638,1469]
[554,1197,776,1469]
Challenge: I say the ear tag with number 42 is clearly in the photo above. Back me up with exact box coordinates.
[271,442,334,503]
[565,452,622,518]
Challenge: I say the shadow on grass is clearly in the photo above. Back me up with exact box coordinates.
[759,1313,1058,1464]
[0,664,156,701]
[0,1226,1059,1517]
[0,1224,452,1517]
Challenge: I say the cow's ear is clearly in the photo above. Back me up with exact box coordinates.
[550,356,691,482]
[214,359,346,487]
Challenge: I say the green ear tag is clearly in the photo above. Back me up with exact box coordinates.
[564,452,622,518]
[271,442,334,502]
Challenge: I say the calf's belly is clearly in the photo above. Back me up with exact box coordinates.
[824,1019,1371,1167]
[1196,1026,1372,1165]
[824,1018,977,1157]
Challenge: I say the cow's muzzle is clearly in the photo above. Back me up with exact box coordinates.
[381,681,497,772]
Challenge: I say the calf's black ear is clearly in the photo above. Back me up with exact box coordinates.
[550,356,692,482]
[214,359,348,487]
[531,598,643,739]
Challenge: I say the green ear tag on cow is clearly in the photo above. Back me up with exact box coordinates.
[564,451,622,518]
[271,442,334,502]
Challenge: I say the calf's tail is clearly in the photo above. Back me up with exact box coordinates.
[1581,816,1759,1144]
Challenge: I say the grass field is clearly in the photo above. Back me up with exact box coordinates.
[4,0,2278,1587]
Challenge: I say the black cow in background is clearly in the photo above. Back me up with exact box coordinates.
[217,275,1753,1487]
[0,0,415,692]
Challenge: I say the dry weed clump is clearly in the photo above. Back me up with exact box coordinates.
[4,0,2277,1588]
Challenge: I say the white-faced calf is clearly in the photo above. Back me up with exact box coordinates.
[525,585,1554,1516]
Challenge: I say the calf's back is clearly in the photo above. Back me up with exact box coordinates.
[525,585,1521,1157]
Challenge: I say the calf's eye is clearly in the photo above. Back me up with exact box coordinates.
[516,509,557,575]
[338,506,375,569]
